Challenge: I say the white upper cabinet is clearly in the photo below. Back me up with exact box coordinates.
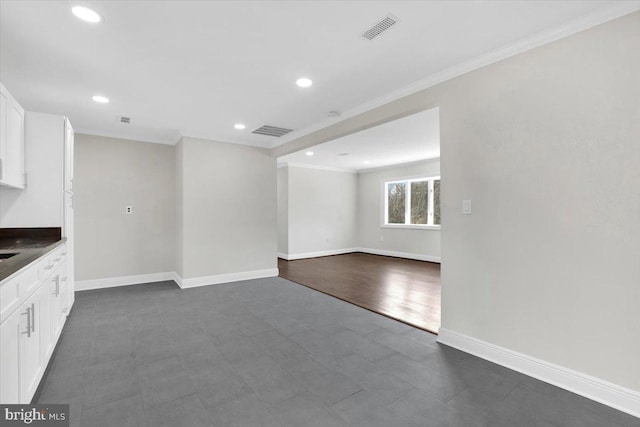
[0,82,25,189]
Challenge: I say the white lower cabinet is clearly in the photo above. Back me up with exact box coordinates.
[0,309,21,403]
[0,244,72,404]
[19,287,46,403]
[49,270,66,344]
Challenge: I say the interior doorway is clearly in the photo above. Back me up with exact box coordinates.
[276,107,441,333]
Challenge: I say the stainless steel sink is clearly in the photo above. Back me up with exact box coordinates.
[0,253,19,262]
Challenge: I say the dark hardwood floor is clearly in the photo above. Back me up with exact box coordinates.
[278,253,441,334]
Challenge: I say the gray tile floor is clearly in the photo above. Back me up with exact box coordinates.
[36,278,639,427]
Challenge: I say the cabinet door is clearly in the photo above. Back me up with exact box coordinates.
[64,119,74,191]
[0,90,6,181]
[39,278,53,361]
[0,83,25,188]
[59,261,71,322]
[49,274,62,345]
[0,309,22,403]
[6,101,25,187]
[19,290,43,403]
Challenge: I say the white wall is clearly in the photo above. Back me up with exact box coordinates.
[0,112,64,228]
[285,166,357,257]
[277,166,288,254]
[178,137,277,279]
[277,161,440,261]
[74,134,176,281]
[175,139,184,278]
[357,159,440,260]
[274,11,640,395]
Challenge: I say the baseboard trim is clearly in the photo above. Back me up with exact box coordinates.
[278,248,359,261]
[178,268,279,289]
[75,272,177,291]
[437,328,640,418]
[76,268,280,291]
[278,247,441,263]
[357,247,441,263]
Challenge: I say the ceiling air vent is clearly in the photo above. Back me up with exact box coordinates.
[119,116,131,124]
[251,125,294,137]
[361,14,398,40]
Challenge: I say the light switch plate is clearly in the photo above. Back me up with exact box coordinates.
[462,200,472,214]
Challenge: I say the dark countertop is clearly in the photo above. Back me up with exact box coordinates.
[0,228,65,283]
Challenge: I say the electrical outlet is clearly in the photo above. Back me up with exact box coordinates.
[125,206,133,214]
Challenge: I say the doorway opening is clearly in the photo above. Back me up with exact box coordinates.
[276,107,441,333]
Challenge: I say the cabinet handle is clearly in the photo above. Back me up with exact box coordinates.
[31,303,35,333]
[21,307,31,337]
[52,277,60,296]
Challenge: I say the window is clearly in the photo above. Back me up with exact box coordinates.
[384,177,440,227]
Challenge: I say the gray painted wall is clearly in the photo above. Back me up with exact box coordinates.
[178,137,277,278]
[274,12,640,392]
[74,134,176,281]
[357,159,440,257]
[277,166,288,254]
[286,166,357,255]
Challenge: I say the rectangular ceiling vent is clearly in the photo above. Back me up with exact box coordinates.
[119,116,131,124]
[251,125,294,137]
[361,14,399,40]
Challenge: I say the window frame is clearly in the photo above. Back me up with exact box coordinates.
[382,176,441,230]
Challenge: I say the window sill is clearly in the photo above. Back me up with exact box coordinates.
[381,224,441,230]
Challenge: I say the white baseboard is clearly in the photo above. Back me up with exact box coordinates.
[278,247,441,263]
[75,272,177,291]
[357,247,441,263]
[76,269,279,291]
[279,248,359,261]
[437,328,640,418]
[178,268,279,289]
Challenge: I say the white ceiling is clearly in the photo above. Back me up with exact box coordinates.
[278,108,439,172]
[1,1,637,147]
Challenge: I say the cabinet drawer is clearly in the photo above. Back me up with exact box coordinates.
[37,245,65,281]
[2,244,66,323]
[16,262,40,298]
[0,276,21,323]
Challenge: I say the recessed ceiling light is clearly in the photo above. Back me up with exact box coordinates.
[72,6,102,23]
[234,123,246,130]
[305,151,314,156]
[363,160,371,164]
[296,78,313,88]
[92,95,109,103]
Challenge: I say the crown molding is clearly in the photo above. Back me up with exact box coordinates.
[74,128,179,145]
[358,157,440,174]
[280,162,356,173]
[273,2,640,148]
